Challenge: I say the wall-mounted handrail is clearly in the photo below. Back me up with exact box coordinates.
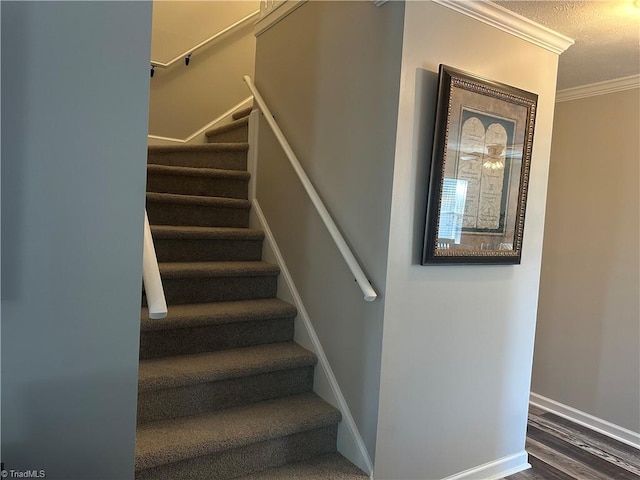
[142,210,167,319]
[151,10,260,70]
[243,75,378,302]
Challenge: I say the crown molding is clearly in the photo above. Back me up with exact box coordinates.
[255,0,307,37]
[432,0,574,55]
[556,75,640,102]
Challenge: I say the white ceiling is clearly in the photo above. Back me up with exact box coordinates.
[493,1,640,90]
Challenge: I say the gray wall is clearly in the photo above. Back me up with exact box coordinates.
[533,88,640,433]
[1,2,152,478]
[253,1,404,460]
[374,3,560,478]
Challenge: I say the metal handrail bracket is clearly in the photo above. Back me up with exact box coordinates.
[151,10,260,70]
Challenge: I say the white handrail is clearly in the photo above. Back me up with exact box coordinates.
[243,76,378,302]
[151,10,260,69]
[142,210,168,319]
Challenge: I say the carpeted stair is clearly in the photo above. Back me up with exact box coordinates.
[138,109,368,479]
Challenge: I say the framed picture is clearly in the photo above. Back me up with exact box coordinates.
[422,65,538,265]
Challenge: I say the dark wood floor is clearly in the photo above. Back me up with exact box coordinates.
[505,405,640,480]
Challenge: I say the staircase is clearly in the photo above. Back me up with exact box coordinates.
[137,108,369,479]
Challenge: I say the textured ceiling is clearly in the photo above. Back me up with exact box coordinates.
[494,1,640,90]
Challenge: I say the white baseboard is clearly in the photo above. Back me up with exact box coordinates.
[249,199,374,477]
[147,96,253,145]
[247,110,260,201]
[442,451,530,480]
[530,392,640,449]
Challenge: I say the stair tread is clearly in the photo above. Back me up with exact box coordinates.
[147,164,250,179]
[135,393,341,471]
[158,261,279,279]
[140,298,297,332]
[146,192,250,208]
[232,106,253,120]
[148,143,248,154]
[238,453,368,480]
[138,342,316,392]
[150,225,263,240]
[205,116,249,138]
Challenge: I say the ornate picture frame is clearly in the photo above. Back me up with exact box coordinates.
[422,65,538,265]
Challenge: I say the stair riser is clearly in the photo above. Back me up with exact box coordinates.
[161,275,277,305]
[135,425,337,480]
[137,366,314,424]
[139,318,294,359]
[146,202,249,228]
[207,125,248,143]
[146,174,248,199]
[154,238,263,262]
[148,150,247,170]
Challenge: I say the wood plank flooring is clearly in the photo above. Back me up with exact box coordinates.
[505,406,640,480]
